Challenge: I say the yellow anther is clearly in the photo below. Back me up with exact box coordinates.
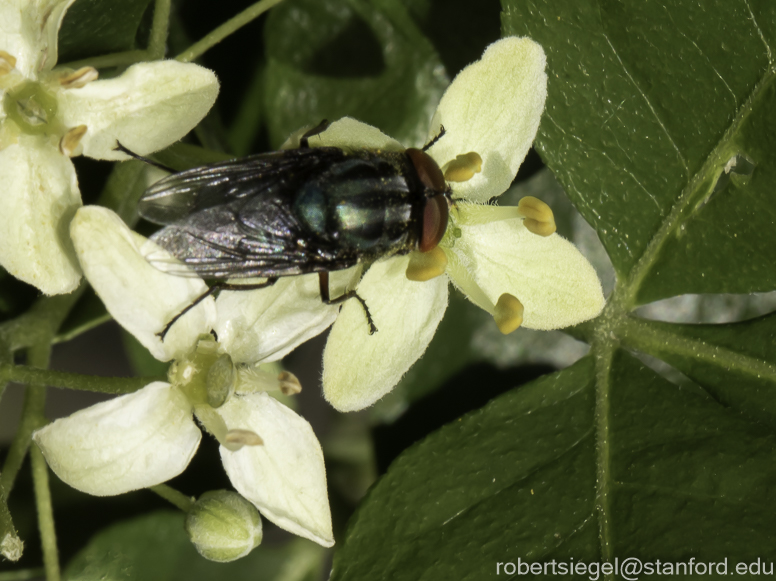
[58,125,87,157]
[278,371,301,395]
[518,196,556,236]
[224,429,264,448]
[406,246,448,281]
[0,51,16,75]
[493,293,523,334]
[58,66,98,89]
[443,152,483,182]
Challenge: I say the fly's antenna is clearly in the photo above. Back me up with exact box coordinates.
[114,141,177,173]
[422,125,446,152]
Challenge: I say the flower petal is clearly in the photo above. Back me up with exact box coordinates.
[0,0,75,77]
[218,393,333,547]
[322,256,448,412]
[215,272,353,364]
[58,60,219,160]
[309,117,404,152]
[33,382,201,496]
[447,211,604,330]
[0,139,81,294]
[70,206,216,361]
[426,37,547,202]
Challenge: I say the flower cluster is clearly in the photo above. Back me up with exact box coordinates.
[30,35,605,554]
[0,0,218,294]
[34,206,334,547]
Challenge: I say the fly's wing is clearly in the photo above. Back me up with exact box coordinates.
[142,147,359,279]
[138,147,346,225]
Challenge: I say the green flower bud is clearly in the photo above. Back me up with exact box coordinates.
[185,490,262,562]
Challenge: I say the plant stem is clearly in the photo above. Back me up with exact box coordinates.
[0,385,45,496]
[148,0,172,59]
[175,0,285,63]
[0,365,160,394]
[150,484,195,512]
[30,445,59,581]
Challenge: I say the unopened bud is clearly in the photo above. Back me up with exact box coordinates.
[185,491,262,562]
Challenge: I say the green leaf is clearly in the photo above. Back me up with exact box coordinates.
[503,0,776,303]
[332,353,776,579]
[65,511,327,581]
[58,0,155,63]
[263,0,449,148]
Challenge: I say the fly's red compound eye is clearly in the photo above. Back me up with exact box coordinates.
[406,148,446,193]
[419,194,449,252]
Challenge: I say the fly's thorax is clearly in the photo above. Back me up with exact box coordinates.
[293,150,425,259]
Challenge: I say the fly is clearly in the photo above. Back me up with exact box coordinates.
[126,121,451,340]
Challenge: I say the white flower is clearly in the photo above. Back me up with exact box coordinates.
[215,37,605,412]
[0,0,219,295]
[32,206,333,548]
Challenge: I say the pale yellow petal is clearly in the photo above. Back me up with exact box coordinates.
[0,139,81,294]
[58,60,219,160]
[323,256,448,412]
[426,37,547,202]
[33,382,200,496]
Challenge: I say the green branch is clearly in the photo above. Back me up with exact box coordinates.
[175,0,285,63]
[31,445,59,581]
[0,364,159,394]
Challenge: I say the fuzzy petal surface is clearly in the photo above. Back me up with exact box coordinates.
[70,206,216,361]
[323,256,448,412]
[0,0,75,77]
[33,382,201,496]
[58,60,219,160]
[426,37,547,202]
[310,117,404,152]
[215,273,344,364]
[218,393,333,547]
[448,210,604,330]
[0,139,81,294]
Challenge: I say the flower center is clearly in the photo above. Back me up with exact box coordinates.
[169,335,235,408]
[3,81,59,135]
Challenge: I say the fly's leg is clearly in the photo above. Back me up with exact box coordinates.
[300,120,331,148]
[114,141,177,173]
[422,125,446,152]
[158,277,280,340]
[318,272,377,335]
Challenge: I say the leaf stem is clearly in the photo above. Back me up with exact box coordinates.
[150,484,195,512]
[618,316,776,383]
[175,0,286,63]
[591,306,618,574]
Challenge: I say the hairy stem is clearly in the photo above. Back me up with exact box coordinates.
[1,365,161,395]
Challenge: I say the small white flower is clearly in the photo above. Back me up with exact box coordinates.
[0,0,219,294]
[214,38,606,412]
[33,206,333,548]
